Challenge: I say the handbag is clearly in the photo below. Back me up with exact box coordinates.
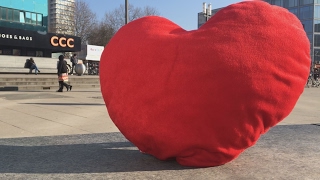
[58,73,68,82]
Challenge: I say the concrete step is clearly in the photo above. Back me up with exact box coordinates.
[0,74,100,91]
[0,76,99,81]
[0,80,99,86]
[0,81,58,86]
[0,84,100,91]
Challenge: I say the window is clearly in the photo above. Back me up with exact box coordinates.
[314,49,320,62]
[25,12,31,23]
[1,7,5,20]
[315,6,320,19]
[13,10,19,22]
[7,9,12,21]
[27,51,35,57]
[20,12,25,23]
[0,7,43,26]
[300,6,313,19]
[13,49,21,56]
[301,20,313,33]
[36,51,43,57]
[284,0,298,7]
[314,34,320,47]
[300,0,313,5]
[316,0,320,4]
[315,20,320,32]
[31,13,36,25]
[37,14,42,25]
[2,49,12,55]
[289,8,298,17]
[274,0,283,6]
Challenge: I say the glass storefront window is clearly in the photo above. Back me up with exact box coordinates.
[284,0,298,7]
[27,51,35,57]
[2,49,12,55]
[300,6,313,19]
[300,0,313,5]
[302,20,313,33]
[20,12,25,23]
[7,9,12,21]
[1,7,6,20]
[13,49,21,56]
[36,51,43,57]
[25,12,31,24]
[13,10,19,22]
[316,0,320,4]
[31,13,37,25]
[37,14,42,25]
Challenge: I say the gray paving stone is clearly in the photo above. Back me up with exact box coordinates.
[0,82,319,179]
[0,125,319,179]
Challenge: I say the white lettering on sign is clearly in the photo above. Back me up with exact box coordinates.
[0,33,33,41]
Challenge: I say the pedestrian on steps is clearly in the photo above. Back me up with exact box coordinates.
[57,55,72,92]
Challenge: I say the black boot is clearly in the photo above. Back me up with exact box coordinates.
[57,81,63,92]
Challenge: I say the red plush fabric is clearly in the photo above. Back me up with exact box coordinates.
[99,1,310,167]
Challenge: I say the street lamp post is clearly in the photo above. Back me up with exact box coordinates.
[125,0,129,24]
[202,2,212,22]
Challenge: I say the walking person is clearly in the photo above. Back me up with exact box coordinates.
[70,54,78,75]
[57,55,72,92]
[29,57,40,75]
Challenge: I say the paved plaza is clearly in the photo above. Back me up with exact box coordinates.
[0,87,319,179]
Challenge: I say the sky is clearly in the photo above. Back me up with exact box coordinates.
[81,0,243,31]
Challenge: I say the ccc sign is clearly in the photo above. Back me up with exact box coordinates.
[50,36,74,48]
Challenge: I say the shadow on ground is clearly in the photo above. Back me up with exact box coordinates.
[0,132,188,173]
[0,125,319,175]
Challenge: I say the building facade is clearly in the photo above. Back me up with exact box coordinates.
[0,0,48,32]
[48,0,75,35]
[0,0,80,58]
[198,0,320,65]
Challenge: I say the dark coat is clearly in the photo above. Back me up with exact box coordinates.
[57,60,68,74]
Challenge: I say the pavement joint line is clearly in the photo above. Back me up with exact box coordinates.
[3,107,93,134]
[0,119,37,136]
[15,102,91,119]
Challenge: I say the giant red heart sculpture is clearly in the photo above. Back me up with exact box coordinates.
[99,1,310,167]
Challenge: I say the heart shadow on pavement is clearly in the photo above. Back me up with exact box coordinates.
[0,132,188,173]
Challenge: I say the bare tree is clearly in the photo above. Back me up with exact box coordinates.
[88,22,115,46]
[103,4,160,32]
[74,0,97,44]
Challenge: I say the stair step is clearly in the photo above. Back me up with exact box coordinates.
[0,74,100,91]
[0,84,100,91]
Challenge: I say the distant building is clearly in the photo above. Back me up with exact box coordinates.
[0,0,80,58]
[0,0,48,32]
[198,0,318,65]
[48,0,75,35]
[264,0,317,65]
[197,8,221,28]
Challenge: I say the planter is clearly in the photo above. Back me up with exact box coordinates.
[75,64,86,76]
